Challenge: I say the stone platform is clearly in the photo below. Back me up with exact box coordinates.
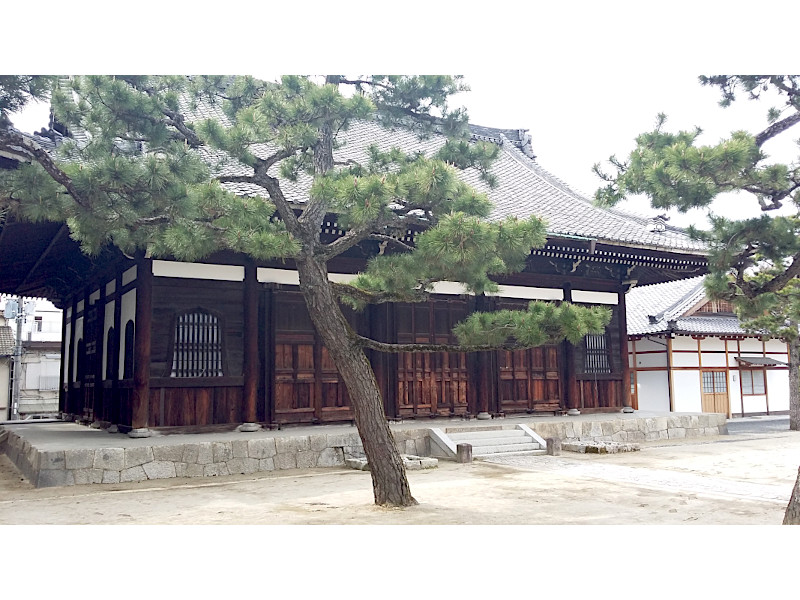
[0,411,728,488]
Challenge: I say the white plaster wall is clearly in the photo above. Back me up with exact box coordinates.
[636,371,670,412]
[729,370,743,415]
[766,370,790,412]
[103,299,115,380]
[765,339,787,354]
[72,317,83,382]
[739,338,763,353]
[635,352,667,368]
[119,290,136,379]
[741,394,768,414]
[672,370,702,412]
[700,352,727,368]
[635,338,667,353]
[672,336,697,351]
[672,350,700,368]
[700,337,725,352]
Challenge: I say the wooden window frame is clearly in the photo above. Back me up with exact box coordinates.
[740,368,766,395]
[166,308,227,378]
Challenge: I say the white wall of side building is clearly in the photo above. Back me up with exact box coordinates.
[635,370,671,412]
[672,370,703,412]
[766,370,790,412]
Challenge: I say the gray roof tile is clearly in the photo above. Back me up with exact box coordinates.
[626,276,750,336]
[0,325,14,356]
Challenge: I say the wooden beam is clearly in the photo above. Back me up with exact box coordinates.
[16,224,66,293]
[618,289,632,409]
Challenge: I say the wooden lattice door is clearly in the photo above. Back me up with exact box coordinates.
[498,345,561,413]
[395,300,469,417]
[272,293,353,424]
[701,370,729,415]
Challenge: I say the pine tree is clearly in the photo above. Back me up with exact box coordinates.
[594,75,800,523]
[1,75,610,507]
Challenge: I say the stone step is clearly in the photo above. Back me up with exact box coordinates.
[470,442,542,455]
[450,435,537,448]
[475,448,548,458]
[448,429,527,442]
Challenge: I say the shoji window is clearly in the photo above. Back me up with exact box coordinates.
[170,310,224,378]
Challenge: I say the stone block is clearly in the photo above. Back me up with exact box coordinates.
[182,444,200,464]
[317,447,345,467]
[226,457,259,474]
[102,470,120,484]
[94,448,125,471]
[231,440,249,459]
[275,436,310,455]
[667,428,686,439]
[419,458,438,469]
[197,443,214,464]
[668,416,683,429]
[120,466,147,483]
[38,451,66,471]
[654,417,668,432]
[37,469,75,487]
[153,445,185,462]
[601,422,614,436]
[546,438,561,456]
[258,458,275,471]
[124,446,154,469]
[65,448,94,470]
[326,433,358,448]
[248,438,277,459]
[657,430,669,440]
[175,463,187,478]
[212,442,233,463]
[628,430,646,442]
[73,468,104,485]
[588,422,603,438]
[685,428,701,438]
[611,431,628,442]
[644,431,659,441]
[704,427,720,436]
[309,435,329,452]
[345,458,370,471]
[204,463,230,477]
[143,461,177,480]
[275,453,297,470]
[456,443,473,463]
[622,419,641,432]
[184,463,205,478]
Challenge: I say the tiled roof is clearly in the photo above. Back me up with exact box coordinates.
[0,325,14,356]
[184,111,706,254]
[626,276,749,336]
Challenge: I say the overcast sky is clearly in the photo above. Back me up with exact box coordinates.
[7,2,799,230]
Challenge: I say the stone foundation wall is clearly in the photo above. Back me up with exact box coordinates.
[0,427,430,488]
[526,414,728,444]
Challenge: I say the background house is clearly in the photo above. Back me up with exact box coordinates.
[626,276,790,417]
[0,296,63,419]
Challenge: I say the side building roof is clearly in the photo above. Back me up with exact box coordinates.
[626,276,748,337]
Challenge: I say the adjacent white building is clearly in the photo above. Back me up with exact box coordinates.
[626,276,790,417]
[0,296,63,419]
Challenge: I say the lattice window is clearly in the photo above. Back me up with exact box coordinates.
[170,310,224,378]
[702,371,727,394]
[123,320,135,379]
[741,369,765,395]
[584,333,611,374]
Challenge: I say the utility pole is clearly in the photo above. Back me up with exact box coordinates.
[11,302,23,420]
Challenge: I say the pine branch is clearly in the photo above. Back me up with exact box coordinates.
[353,333,527,354]
[754,111,800,147]
[0,128,88,209]
[330,281,431,305]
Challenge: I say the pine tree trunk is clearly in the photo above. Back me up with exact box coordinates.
[789,337,800,432]
[295,254,417,507]
[783,467,800,525]
[782,338,800,524]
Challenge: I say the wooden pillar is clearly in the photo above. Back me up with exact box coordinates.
[111,270,123,425]
[473,295,491,418]
[563,283,579,410]
[131,256,152,430]
[666,335,675,412]
[243,260,259,423]
[263,287,275,425]
[67,295,78,415]
[93,283,106,421]
[57,300,69,415]
[618,289,632,409]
